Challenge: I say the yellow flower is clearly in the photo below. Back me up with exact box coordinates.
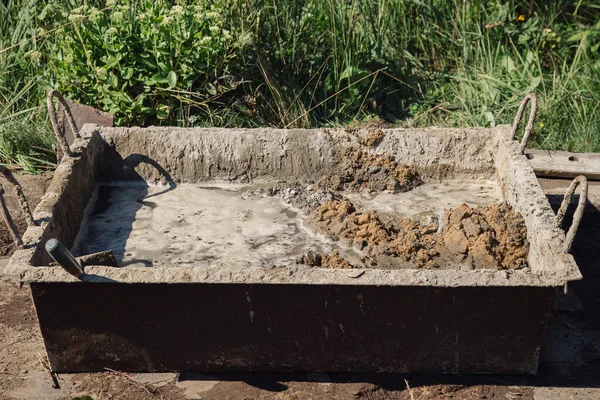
[545,28,552,33]
[539,123,544,127]
[516,15,525,22]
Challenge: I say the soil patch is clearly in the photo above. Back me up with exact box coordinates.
[269,146,422,214]
[359,129,384,147]
[308,199,529,270]
[442,203,529,269]
[296,250,354,269]
[320,147,422,193]
[270,146,527,270]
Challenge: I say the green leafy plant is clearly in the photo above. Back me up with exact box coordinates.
[2,0,600,175]
[47,1,248,126]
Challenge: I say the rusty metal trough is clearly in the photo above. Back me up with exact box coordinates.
[4,114,583,374]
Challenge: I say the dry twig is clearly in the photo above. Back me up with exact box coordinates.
[37,352,60,389]
[104,367,160,397]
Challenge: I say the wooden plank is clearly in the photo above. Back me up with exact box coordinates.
[525,149,600,181]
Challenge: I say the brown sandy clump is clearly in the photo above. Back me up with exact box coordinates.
[359,129,384,147]
[269,147,421,213]
[309,199,440,269]
[442,203,529,269]
[296,250,354,269]
[320,147,422,193]
[308,199,529,270]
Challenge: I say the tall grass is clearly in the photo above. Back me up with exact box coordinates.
[1,0,600,174]
[0,0,58,173]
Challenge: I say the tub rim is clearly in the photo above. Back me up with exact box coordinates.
[4,125,582,287]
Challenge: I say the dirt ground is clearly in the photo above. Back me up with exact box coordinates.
[1,174,600,399]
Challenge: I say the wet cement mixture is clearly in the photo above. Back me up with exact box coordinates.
[72,183,361,268]
[273,146,530,270]
[71,146,529,271]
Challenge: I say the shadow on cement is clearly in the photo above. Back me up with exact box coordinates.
[73,151,176,267]
[122,154,177,198]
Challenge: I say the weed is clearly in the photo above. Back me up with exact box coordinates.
[1,0,599,174]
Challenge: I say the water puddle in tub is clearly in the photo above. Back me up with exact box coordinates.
[72,181,504,269]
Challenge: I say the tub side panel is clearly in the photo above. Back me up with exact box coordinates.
[494,137,581,281]
[98,128,338,184]
[30,131,105,265]
[31,283,554,374]
[96,127,500,183]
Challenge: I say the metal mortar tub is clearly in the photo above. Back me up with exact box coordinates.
[5,102,583,374]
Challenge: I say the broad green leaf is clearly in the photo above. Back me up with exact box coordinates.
[167,71,178,88]
[122,67,134,80]
[529,76,542,90]
[105,55,121,68]
[340,66,364,80]
[149,73,167,84]
[567,32,587,42]
[500,55,516,72]
[158,62,169,73]
[206,82,217,95]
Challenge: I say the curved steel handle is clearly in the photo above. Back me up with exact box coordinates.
[554,175,588,254]
[47,90,82,158]
[0,166,35,227]
[510,93,537,155]
[0,184,23,249]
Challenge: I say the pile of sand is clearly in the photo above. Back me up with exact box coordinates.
[273,145,528,270]
[306,200,529,270]
[320,147,422,193]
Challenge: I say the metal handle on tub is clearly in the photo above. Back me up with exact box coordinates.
[0,165,36,249]
[0,166,35,227]
[554,175,588,254]
[0,184,23,249]
[45,238,84,279]
[510,93,537,155]
[47,90,82,159]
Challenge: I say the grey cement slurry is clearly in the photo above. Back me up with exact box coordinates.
[72,183,360,268]
[71,181,502,268]
[344,181,501,222]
